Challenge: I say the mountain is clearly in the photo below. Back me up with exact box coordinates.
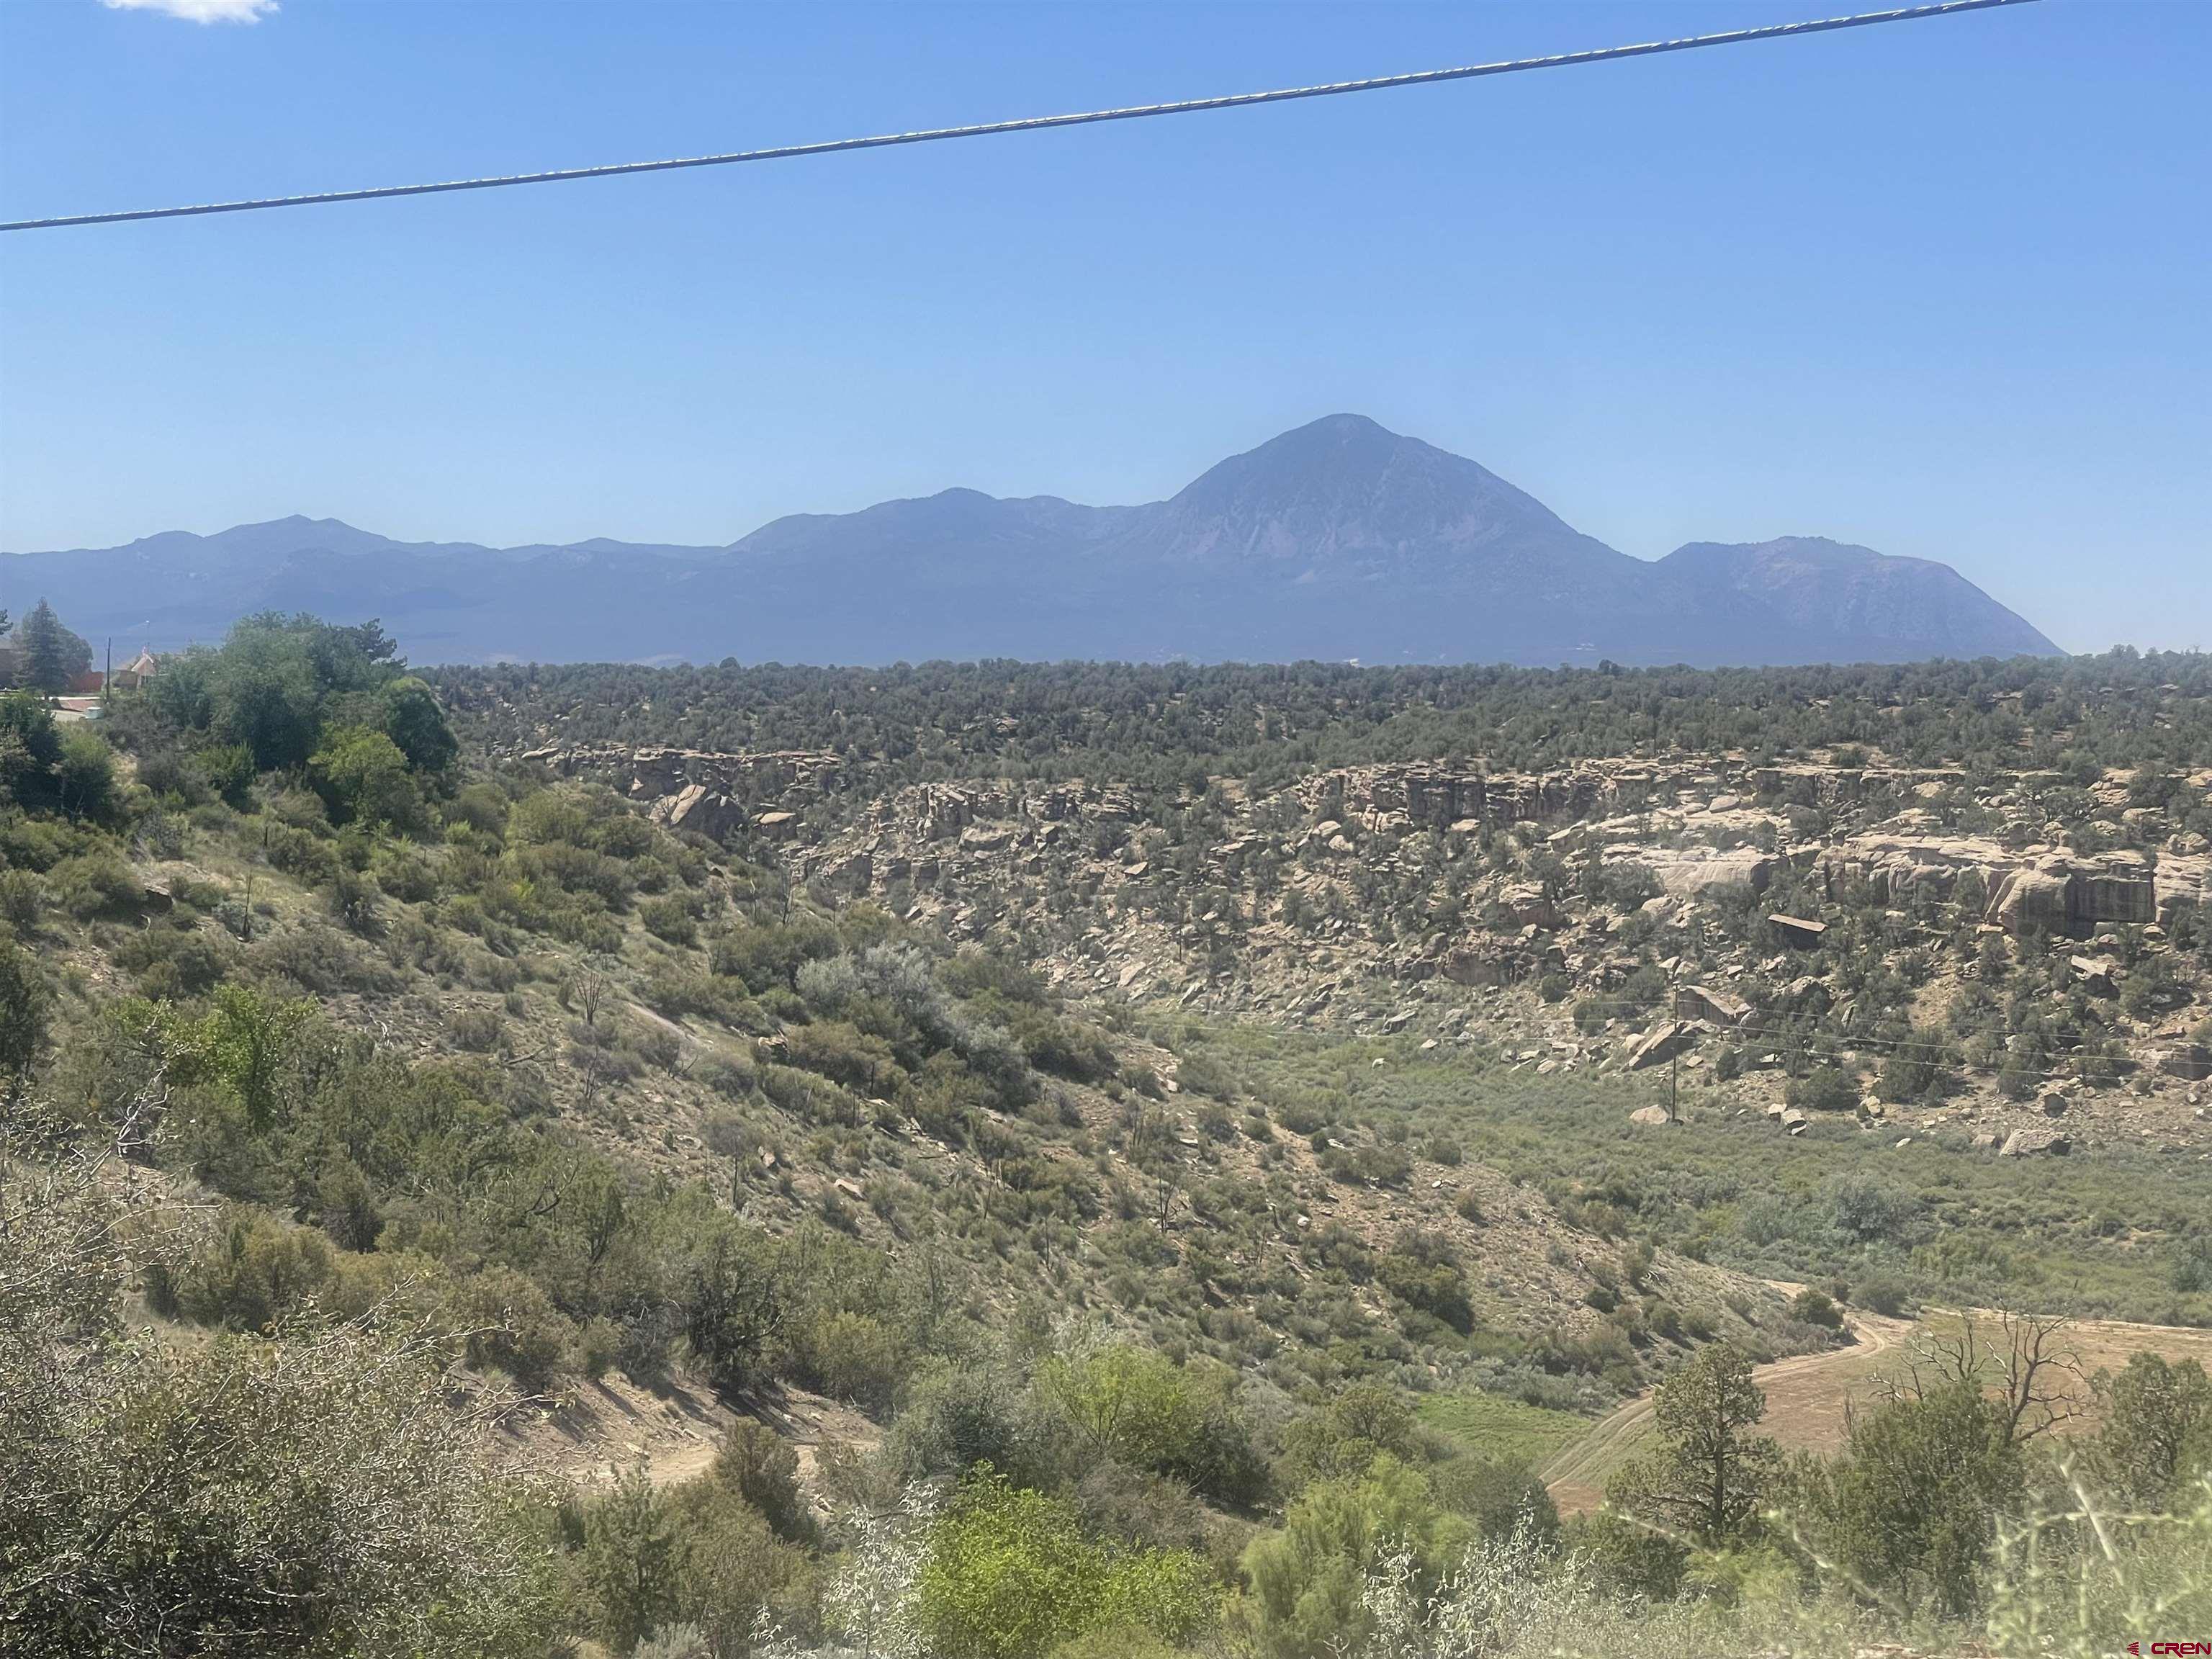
[1,416,2060,667]
[1655,536,2062,662]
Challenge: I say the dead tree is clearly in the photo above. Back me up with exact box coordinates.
[1874,1305,2085,1444]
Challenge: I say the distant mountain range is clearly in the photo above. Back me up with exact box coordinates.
[1,415,2060,667]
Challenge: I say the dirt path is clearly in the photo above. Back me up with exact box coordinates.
[500,1372,882,1501]
[1542,1306,2212,1516]
[1541,1310,1915,1516]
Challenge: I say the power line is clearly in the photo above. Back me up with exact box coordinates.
[0,0,2040,236]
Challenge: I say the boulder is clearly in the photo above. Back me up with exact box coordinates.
[1987,863,2075,935]
[2069,955,2120,997]
[1624,1020,1695,1071]
[1442,945,1511,987]
[1629,1105,1673,1126]
[648,782,747,840]
[1778,975,1831,1015]
[2000,1128,2071,1157]
[813,850,874,894]
[2153,1042,2212,1083]
[1615,845,1775,899]
[1674,984,1755,1028]
[1500,884,1561,929]
[2074,853,2157,927]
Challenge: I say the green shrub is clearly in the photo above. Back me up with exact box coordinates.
[641,896,700,947]
[1239,1455,1464,1659]
[174,1210,338,1331]
[700,1421,814,1543]
[791,1310,904,1418]
[47,848,139,920]
[915,1471,1216,1659]
[447,1004,506,1053]
[1789,1287,1844,1329]
[1040,1342,1264,1509]
[1786,1064,1858,1115]
[0,870,48,932]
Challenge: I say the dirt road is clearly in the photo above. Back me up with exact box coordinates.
[1540,1309,1916,1516]
[1540,1306,2212,1516]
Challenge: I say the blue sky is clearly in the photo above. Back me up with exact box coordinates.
[1,0,2206,652]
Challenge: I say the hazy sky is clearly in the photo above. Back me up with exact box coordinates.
[1,0,2206,652]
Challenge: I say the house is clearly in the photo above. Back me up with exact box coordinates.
[110,649,162,691]
[66,670,105,695]
[1766,914,1829,948]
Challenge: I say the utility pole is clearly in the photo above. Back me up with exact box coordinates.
[1669,1048,1680,1123]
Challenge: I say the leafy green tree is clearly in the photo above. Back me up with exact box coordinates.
[2088,1353,2212,1509]
[699,1421,815,1543]
[1040,1340,1264,1506]
[661,1481,817,1656]
[0,691,61,806]
[53,727,119,822]
[153,613,419,773]
[1789,1287,1845,1329]
[166,984,315,1133]
[380,674,459,771]
[207,621,324,769]
[1275,1381,1420,1490]
[310,724,418,826]
[1433,1455,1561,1545]
[1606,1343,1780,1544]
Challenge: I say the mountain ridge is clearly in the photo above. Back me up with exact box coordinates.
[1,415,2061,667]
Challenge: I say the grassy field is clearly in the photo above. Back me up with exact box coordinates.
[1417,1389,1591,1467]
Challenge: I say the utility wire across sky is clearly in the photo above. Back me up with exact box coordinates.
[0,0,2040,235]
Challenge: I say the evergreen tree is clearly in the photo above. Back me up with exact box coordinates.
[1606,1343,1781,1543]
[1806,1380,2022,1616]
[15,600,89,694]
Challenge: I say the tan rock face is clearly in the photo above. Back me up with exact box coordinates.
[1613,844,1775,899]
[1624,1020,1694,1070]
[1809,830,2164,939]
[1499,884,1561,929]
[647,782,749,840]
[1675,984,1755,1028]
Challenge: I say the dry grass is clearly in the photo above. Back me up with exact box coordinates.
[1544,1306,2212,1515]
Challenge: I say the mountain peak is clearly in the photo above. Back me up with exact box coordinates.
[10,420,2062,667]
[1153,414,1611,581]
